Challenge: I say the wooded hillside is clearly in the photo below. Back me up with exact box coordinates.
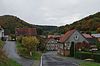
[0,15,57,35]
[58,12,100,34]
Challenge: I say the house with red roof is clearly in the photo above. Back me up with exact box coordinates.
[15,28,37,36]
[58,29,98,56]
[91,34,100,42]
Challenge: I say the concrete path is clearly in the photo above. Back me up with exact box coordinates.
[3,41,33,66]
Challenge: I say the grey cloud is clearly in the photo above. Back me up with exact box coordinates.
[0,0,100,26]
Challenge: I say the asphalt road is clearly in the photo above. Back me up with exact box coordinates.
[42,51,81,66]
[3,41,33,66]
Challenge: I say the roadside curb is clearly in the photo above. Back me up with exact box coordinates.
[40,55,43,66]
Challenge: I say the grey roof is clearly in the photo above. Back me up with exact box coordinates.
[91,34,100,38]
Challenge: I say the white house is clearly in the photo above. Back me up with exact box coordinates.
[46,37,59,51]
[91,34,100,42]
[0,26,4,39]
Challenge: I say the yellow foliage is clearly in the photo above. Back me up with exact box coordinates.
[96,28,100,33]
[22,36,39,51]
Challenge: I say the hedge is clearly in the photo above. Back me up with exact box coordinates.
[75,51,100,62]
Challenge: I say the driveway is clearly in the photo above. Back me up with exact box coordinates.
[3,41,33,66]
[42,51,83,66]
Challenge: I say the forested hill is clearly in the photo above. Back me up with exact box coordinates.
[58,12,100,34]
[0,15,57,35]
[1,12,99,35]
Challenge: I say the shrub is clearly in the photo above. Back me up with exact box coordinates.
[94,53,100,62]
[22,36,39,56]
[32,51,42,60]
[0,48,8,64]
[75,51,100,62]
[17,47,28,55]
[0,40,4,48]
[16,36,22,43]
[75,52,92,59]
[0,40,7,64]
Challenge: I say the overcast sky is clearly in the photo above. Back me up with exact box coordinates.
[0,0,100,26]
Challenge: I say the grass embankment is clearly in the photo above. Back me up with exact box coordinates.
[0,59,21,66]
[80,62,100,66]
[16,42,42,60]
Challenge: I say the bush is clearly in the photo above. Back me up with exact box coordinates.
[32,51,42,60]
[0,40,4,48]
[16,42,30,58]
[0,40,7,64]
[16,36,22,43]
[94,53,100,62]
[75,51,100,62]
[22,36,39,56]
[75,52,92,59]
[0,49,8,64]
[18,47,28,55]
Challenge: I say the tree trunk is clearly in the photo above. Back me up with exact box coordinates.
[30,51,32,56]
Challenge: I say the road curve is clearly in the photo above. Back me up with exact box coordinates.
[3,41,33,66]
[42,51,80,66]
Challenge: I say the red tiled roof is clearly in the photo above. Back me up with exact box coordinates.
[48,35,61,38]
[16,28,37,36]
[59,29,76,43]
[82,34,93,39]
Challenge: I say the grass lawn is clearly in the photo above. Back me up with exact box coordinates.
[80,62,100,66]
[32,51,42,60]
[0,59,21,66]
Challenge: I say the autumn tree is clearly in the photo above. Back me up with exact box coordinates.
[37,36,46,52]
[22,36,39,56]
[96,28,100,33]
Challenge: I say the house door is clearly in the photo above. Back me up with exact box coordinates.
[70,42,75,57]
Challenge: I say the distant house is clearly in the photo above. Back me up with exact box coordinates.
[83,34,98,45]
[46,37,59,51]
[91,34,100,42]
[0,26,4,39]
[48,35,61,41]
[46,34,61,51]
[15,28,37,36]
[58,29,97,56]
[39,35,46,38]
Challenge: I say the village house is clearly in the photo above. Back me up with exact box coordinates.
[46,35,61,51]
[48,35,61,41]
[58,29,98,56]
[91,34,100,42]
[0,26,4,39]
[15,28,37,36]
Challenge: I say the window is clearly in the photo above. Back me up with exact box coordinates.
[74,35,79,40]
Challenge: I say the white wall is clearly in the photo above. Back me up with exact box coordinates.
[0,29,4,38]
